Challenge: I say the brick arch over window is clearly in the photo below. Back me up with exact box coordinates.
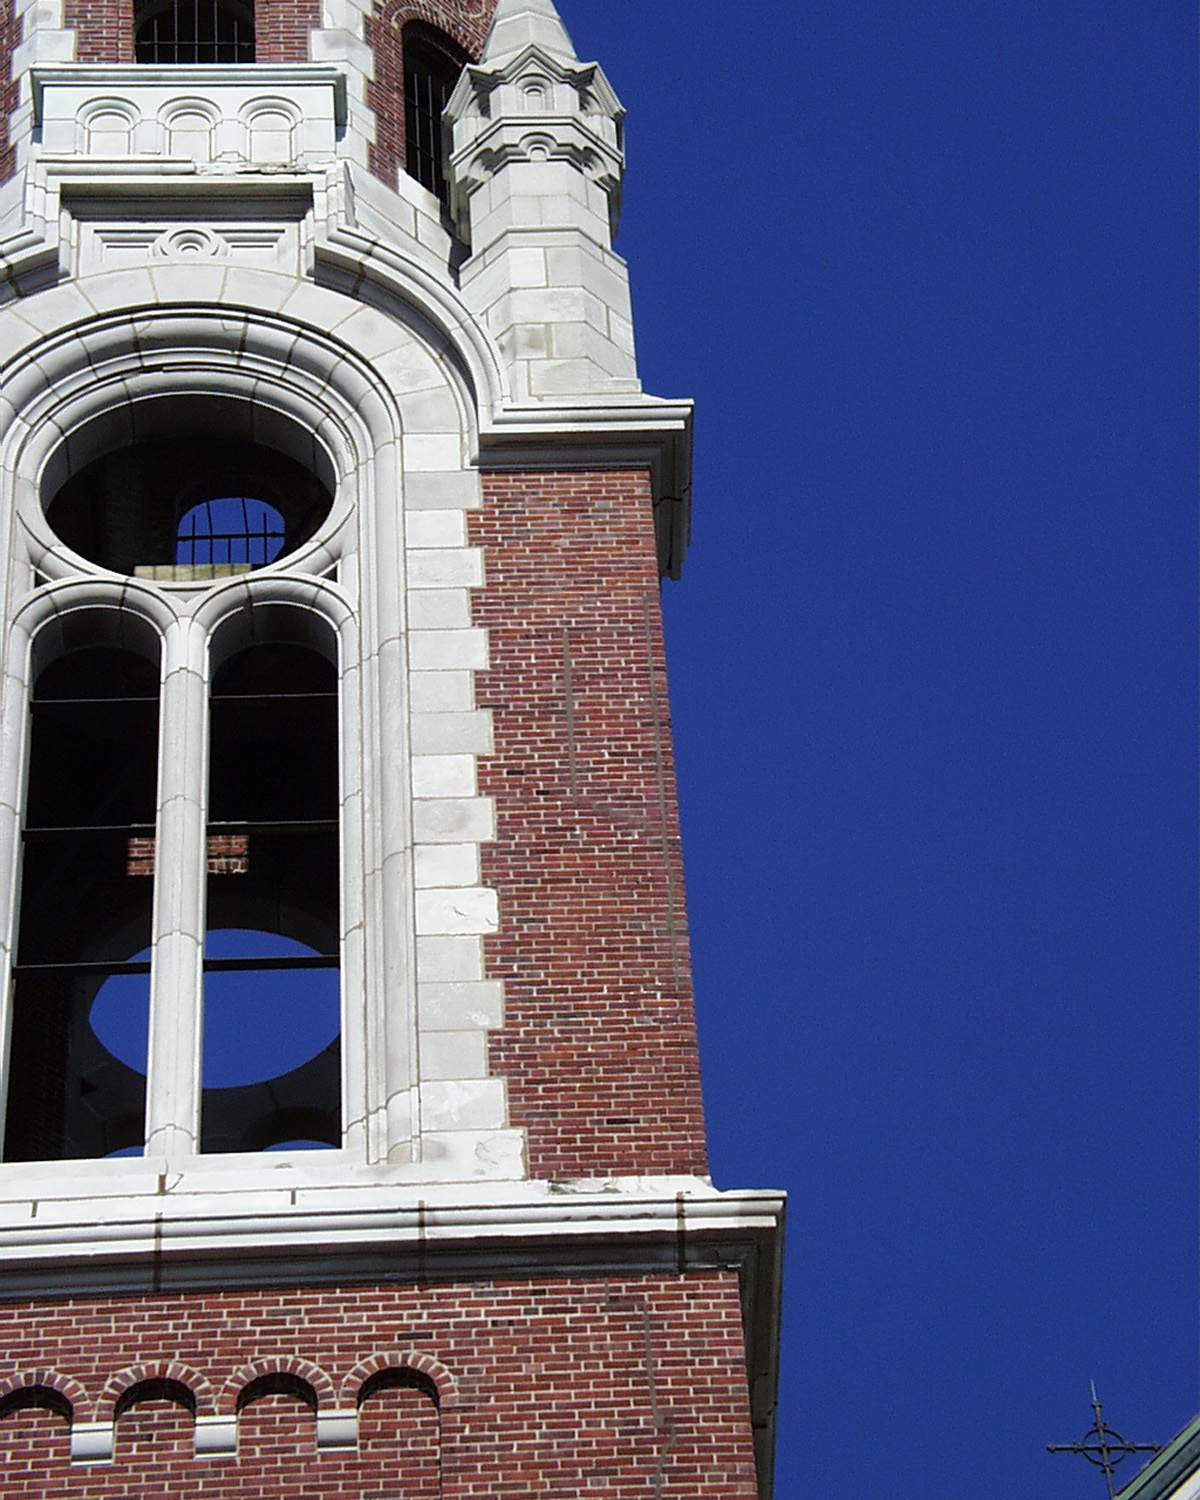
[0,1379,75,1472]
[100,1362,215,1423]
[365,0,495,188]
[112,1377,195,1425]
[0,1369,91,1423]
[221,1356,335,1415]
[350,1356,446,1500]
[340,1350,459,1410]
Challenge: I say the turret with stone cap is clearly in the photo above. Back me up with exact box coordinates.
[477,0,578,63]
[445,0,639,400]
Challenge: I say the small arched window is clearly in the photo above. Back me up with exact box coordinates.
[134,0,255,63]
[176,498,286,570]
[403,22,469,208]
[202,610,341,1154]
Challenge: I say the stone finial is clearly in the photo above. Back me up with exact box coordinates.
[481,0,578,64]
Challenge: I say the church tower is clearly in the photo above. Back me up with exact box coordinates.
[0,0,784,1493]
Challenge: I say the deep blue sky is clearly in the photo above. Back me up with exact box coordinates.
[558,4,1198,1496]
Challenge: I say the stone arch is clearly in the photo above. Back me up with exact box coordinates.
[194,570,356,648]
[100,1361,215,1422]
[15,581,177,673]
[0,1369,90,1423]
[0,264,499,455]
[221,1356,335,1415]
[160,98,219,162]
[78,97,138,155]
[340,1350,458,1410]
[240,95,301,162]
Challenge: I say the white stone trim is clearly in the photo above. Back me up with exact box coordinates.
[316,1409,359,1449]
[0,1176,783,1269]
[0,272,510,1180]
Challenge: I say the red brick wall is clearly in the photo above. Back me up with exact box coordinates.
[65,0,133,62]
[0,0,16,182]
[256,0,320,62]
[0,1272,759,1497]
[473,471,709,1182]
[365,0,495,188]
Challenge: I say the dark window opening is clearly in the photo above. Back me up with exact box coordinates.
[236,1373,319,1412]
[0,1388,73,1423]
[44,412,332,581]
[201,623,340,1154]
[403,22,468,208]
[135,0,255,63]
[115,1380,196,1420]
[4,639,160,1162]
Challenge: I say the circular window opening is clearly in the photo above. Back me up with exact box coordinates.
[90,932,339,1088]
[42,398,334,579]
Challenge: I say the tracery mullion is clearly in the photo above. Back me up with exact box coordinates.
[143,618,207,1158]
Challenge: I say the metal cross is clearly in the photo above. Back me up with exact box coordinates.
[1048,1383,1161,1498]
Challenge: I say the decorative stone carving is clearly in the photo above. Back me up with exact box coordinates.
[79,220,299,273]
[34,64,345,165]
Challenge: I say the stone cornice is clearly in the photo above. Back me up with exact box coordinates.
[0,1178,782,1276]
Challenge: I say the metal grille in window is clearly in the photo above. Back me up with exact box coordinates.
[403,23,469,208]
[176,498,285,568]
[135,0,255,63]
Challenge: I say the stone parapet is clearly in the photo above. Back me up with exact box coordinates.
[32,63,345,165]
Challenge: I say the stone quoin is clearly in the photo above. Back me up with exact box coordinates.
[0,0,785,1494]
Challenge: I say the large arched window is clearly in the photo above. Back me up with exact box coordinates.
[5,399,346,1163]
[134,0,255,63]
[0,300,484,1182]
[403,22,469,208]
[2,594,346,1163]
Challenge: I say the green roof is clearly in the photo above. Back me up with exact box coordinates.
[1117,1413,1200,1500]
